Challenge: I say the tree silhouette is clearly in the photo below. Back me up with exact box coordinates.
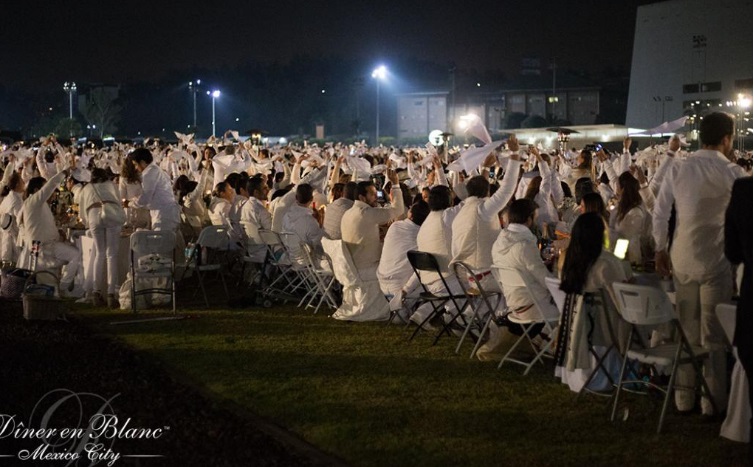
[80,88,121,138]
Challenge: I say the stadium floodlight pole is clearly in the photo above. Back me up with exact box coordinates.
[189,79,201,128]
[371,65,387,144]
[63,81,77,119]
[207,89,220,137]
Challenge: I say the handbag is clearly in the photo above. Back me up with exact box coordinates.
[0,267,34,299]
[92,184,126,226]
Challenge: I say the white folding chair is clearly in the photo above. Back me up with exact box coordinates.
[184,225,230,307]
[451,261,502,358]
[611,282,717,433]
[545,276,566,315]
[258,229,306,302]
[494,267,559,375]
[300,242,337,313]
[237,218,267,285]
[130,230,176,313]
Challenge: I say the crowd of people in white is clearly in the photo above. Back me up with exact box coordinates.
[0,112,750,434]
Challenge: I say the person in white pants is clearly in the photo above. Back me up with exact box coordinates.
[78,168,125,308]
[653,111,746,417]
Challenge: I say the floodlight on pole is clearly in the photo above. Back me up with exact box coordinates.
[188,79,201,128]
[371,65,387,144]
[63,81,77,120]
[207,89,221,137]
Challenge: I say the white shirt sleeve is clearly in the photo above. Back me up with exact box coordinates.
[651,162,678,251]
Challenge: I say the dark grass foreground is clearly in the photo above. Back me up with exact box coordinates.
[1,288,751,467]
[0,300,340,467]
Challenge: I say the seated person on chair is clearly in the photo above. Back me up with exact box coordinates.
[18,170,81,296]
[281,183,325,267]
[491,198,559,328]
[554,212,631,392]
[376,200,430,311]
[410,185,465,328]
[240,176,271,263]
[337,168,404,321]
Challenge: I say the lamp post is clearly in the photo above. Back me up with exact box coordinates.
[736,94,751,151]
[207,89,220,137]
[63,81,77,120]
[188,79,201,129]
[371,65,387,145]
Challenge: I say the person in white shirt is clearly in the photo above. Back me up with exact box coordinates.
[478,198,561,358]
[270,165,324,233]
[240,177,271,262]
[119,157,149,229]
[337,170,404,321]
[208,181,234,227]
[322,182,356,240]
[609,172,652,266]
[128,148,180,232]
[653,111,746,417]
[377,200,430,301]
[410,185,465,327]
[492,198,558,322]
[450,137,522,292]
[341,171,404,271]
[524,149,563,235]
[227,174,249,247]
[0,170,24,264]
[77,168,125,308]
[19,170,80,294]
[281,184,325,266]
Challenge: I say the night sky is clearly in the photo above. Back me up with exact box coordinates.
[2,0,656,93]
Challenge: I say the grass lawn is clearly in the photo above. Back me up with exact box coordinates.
[79,304,749,467]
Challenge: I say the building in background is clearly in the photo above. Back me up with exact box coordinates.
[396,92,448,142]
[626,0,752,147]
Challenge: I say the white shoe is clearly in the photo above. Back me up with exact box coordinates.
[76,292,93,304]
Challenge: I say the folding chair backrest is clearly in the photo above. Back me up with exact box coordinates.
[259,229,282,246]
[301,242,315,266]
[452,261,489,298]
[408,250,460,302]
[196,225,230,250]
[130,230,176,257]
[612,282,674,326]
[545,276,566,314]
[275,231,309,268]
[407,250,442,274]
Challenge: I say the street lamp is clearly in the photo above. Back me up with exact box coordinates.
[207,89,220,137]
[371,65,387,145]
[736,93,751,150]
[63,81,77,120]
[188,79,201,129]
